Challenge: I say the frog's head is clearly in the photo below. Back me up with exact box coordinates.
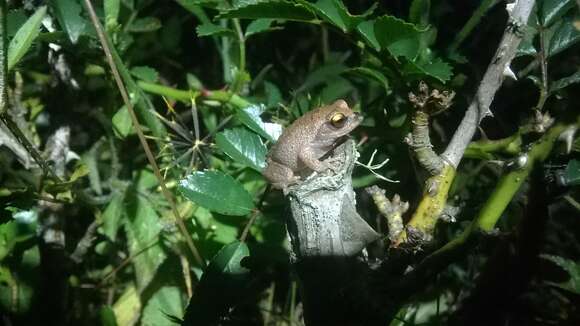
[315,100,362,141]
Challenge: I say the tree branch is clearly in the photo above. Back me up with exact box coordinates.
[442,0,536,168]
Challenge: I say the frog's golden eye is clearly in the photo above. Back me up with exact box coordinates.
[330,112,347,128]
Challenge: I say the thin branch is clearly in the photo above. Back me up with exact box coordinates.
[0,0,6,116]
[70,220,101,264]
[442,0,536,168]
[82,0,205,269]
[0,3,58,180]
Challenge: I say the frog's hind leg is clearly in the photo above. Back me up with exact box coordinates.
[263,160,300,192]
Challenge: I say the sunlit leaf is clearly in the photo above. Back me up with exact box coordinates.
[142,286,185,326]
[179,171,254,216]
[548,15,580,57]
[53,0,87,43]
[104,0,121,28]
[7,6,46,71]
[216,128,267,172]
[112,106,133,138]
[101,191,125,242]
[539,0,575,27]
[123,193,166,292]
[113,285,141,326]
[236,104,282,142]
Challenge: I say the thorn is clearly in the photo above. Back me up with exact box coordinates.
[558,127,578,154]
[503,65,518,80]
[506,0,517,15]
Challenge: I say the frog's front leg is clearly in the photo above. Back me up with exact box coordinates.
[263,158,300,193]
[299,147,329,172]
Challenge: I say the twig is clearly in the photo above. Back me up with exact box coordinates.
[70,220,101,264]
[82,0,205,268]
[442,0,536,168]
[0,0,7,116]
[0,3,59,180]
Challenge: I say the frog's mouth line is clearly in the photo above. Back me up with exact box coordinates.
[319,134,353,161]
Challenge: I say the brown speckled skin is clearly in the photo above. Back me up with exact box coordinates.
[263,100,362,191]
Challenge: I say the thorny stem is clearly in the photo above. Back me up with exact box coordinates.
[442,0,536,168]
[82,0,205,269]
[0,0,6,116]
[535,23,549,111]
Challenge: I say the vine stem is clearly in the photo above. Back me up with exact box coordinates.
[82,0,205,269]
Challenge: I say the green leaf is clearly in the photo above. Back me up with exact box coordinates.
[236,105,283,142]
[409,0,430,27]
[299,0,345,31]
[216,128,267,172]
[99,306,118,326]
[516,25,537,57]
[130,66,159,83]
[541,254,580,294]
[113,286,140,326]
[550,70,580,93]
[128,17,162,33]
[563,159,580,186]
[104,0,121,28]
[178,171,255,216]
[142,286,185,326]
[177,0,229,11]
[539,0,575,27]
[0,211,37,261]
[53,0,87,43]
[101,191,125,242]
[7,6,46,71]
[374,15,424,60]
[7,10,27,37]
[548,15,580,57]
[346,67,390,92]
[298,63,348,92]
[356,20,380,51]
[402,57,453,83]
[245,19,276,37]
[218,0,316,21]
[320,77,354,103]
[112,106,133,138]
[196,22,235,37]
[264,81,282,108]
[182,241,251,325]
[123,193,167,292]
